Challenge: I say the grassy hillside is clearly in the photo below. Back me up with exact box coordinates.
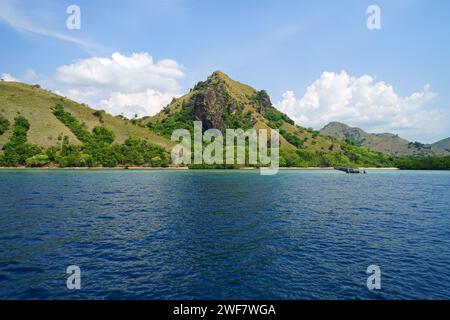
[0,81,176,168]
[0,81,173,151]
[2,74,447,169]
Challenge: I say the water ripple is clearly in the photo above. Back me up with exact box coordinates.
[0,170,449,299]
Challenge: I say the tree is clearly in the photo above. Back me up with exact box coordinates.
[26,155,50,167]
[2,116,40,166]
[92,126,115,144]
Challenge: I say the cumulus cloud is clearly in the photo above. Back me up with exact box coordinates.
[99,90,177,118]
[56,52,183,93]
[275,71,448,142]
[3,52,184,118]
[1,73,17,82]
[54,52,184,118]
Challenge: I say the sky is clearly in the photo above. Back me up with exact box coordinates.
[0,0,449,143]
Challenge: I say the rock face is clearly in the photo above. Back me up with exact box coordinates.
[187,71,251,131]
[193,89,226,131]
[255,90,272,114]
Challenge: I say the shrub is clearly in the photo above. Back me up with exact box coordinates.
[26,154,50,167]
[92,126,115,144]
[1,116,41,166]
[0,116,9,135]
[53,104,92,143]
[264,106,295,126]
[53,105,170,167]
[279,128,304,148]
[93,110,105,117]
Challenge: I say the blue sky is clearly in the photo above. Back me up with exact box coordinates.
[0,0,449,142]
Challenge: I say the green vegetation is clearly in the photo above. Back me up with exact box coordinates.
[53,104,91,143]
[0,116,9,135]
[52,106,170,167]
[26,154,50,167]
[0,107,170,168]
[340,143,393,167]
[278,143,394,168]
[279,128,304,148]
[222,106,254,131]
[147,101,195,137]
[143,71,450,170]
[345,137,363,147]
[264,106,294,128]
[113,137,169,167]
[1,73,449,170]
[0,116,41,166]
[0,81,173,150]
[395,156,450,170]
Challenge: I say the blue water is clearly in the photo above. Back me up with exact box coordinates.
[0,169,450,300]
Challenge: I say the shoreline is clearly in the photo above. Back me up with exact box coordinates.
[0,166,400,171]
[0,166,190,170]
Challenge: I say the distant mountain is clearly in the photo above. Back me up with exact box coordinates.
[320,121,449,157]
[431,138,450,154]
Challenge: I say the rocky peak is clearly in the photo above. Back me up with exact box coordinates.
[193,89,227,131]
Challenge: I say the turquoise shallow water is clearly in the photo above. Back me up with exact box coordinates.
[0,169,449,299]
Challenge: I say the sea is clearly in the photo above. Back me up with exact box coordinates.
[0,169,449,299]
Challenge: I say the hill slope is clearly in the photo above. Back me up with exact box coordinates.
[320,122,448,157]
[431,138,450,154]
[0,81,173,151]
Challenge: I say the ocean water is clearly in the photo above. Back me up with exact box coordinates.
[0,169,449,300]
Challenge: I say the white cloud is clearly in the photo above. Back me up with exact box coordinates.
[2,52,184,119]
[56,52,183,93]
[56,52,184,118]
[99,90,178,118]
[1,73,17,82]
[275,71,448,142]
[2,68,44,84]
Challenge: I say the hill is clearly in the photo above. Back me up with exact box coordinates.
[142,71,394,168]
[143,71,333,151]
[319,121,449,157]
[0,81,173,151]
[0,81,174,167]
[431,138,450,154]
